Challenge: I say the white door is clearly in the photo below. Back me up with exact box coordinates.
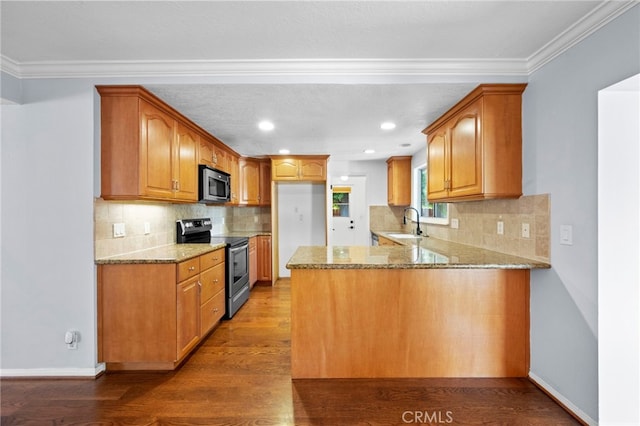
[330,176,368,246]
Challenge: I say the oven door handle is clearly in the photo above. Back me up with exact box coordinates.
[230,243,249,254]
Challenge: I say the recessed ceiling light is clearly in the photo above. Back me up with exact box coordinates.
[340,175,349,181]
[278,149,290,154]
[364,149,376,154]
[258,120,275,131]
[380,122,396,130]
[400,143,411,148]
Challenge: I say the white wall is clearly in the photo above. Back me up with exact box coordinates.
[522,5,640,423]
[277,183,326,277]
[329,159,387,206]
[598,74,640,425]
[1,79,98,375]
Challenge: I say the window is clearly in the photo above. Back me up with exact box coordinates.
[414,164,449,225]
[332,187,351,217]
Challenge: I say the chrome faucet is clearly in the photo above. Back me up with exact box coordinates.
[403,207,423,236]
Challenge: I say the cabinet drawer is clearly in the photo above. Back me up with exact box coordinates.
[200,262,225,302]
[201,289,225,336]
[200,248,225,270]
[177,257,200,282]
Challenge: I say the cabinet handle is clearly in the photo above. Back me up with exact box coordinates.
[197,281,202,288]
[213,308,219,313]
[188,266,196,271]
[213,279,218,283]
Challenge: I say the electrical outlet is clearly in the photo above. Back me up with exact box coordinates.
[497,221,504,235]
[65,330,79,350]
[113,223,126,238]
[521,223,530,239]
[451,218,459,229]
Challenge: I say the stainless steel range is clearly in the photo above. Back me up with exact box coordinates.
[177,218,250,319]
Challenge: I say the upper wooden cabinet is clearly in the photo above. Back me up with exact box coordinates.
[271,155,328,182]
[422,84,527,202]
[98,86,200,202]
[239,158,270,206]
[386,156,412,206]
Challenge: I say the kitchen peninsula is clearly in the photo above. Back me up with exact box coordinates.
[287,238,549,379]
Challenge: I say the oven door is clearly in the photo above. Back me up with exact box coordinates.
[228,242,249,294]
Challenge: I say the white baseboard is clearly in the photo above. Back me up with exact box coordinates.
[0,363,106,378]
[529,372,597,425]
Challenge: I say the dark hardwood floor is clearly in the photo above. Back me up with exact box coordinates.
[1,279,580,425]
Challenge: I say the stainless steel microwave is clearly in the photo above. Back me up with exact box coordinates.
[199,165,230,203]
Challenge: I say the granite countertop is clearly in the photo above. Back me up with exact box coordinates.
[287,235,550,270]
[95,242,226,265]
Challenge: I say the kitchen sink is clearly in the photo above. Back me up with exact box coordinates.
[387,233,422,239]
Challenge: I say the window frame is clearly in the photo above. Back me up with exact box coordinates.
[413,163,449,226]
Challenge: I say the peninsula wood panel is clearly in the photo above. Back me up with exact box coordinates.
[290,268,530,378]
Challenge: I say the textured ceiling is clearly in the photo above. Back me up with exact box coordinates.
[2,1,630,160]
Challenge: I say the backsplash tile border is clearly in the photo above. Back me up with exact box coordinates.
[94,198,271,259]
[370,194,550,263]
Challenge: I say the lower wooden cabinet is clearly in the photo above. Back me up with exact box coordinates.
[257,235,272,283]
[98,248,225,371]
[249,236,258,288]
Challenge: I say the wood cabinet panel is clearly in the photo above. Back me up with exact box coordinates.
[271,156,328,182]
[176,275,200,360]
[386,156,411,206]
[423,84,526,202]
[200,288,225,336]
[99,263,177,364]
[259,160,271,206]
[200,262,225,302]
[98,86,201,202]
[98,248,227,371]
[239,158,260,205]
[174,122,199,201]
[140,100,175,198]
[228,153,240,205]
[291,268,530,378]
[257,235,272,282]
[249,236,258,288]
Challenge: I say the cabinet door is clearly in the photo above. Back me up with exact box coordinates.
[199,138,215,167]
[140,100,175,199]
[174,122,199,202]
[299,158,326,181]
[448,100,483,198]
[239,158,260,205]
[249,237,258,287]
[272,158,299,181]
[228,154,240,205]
[386,157,411,206]
[212,146,229,173]
[201,289,225,336]
[177,276,200,360]
[259,160,271,206]
[200,262,225,303]
[427,129,449,200]
[257,235,272,282]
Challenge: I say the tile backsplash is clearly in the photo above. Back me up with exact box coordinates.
[94,198,271,259]
[370,194,550,262]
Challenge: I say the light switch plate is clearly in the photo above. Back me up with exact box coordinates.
[560,225,573,245]
[521,223,530,239]
[113,223,126,238]
[497,221,504,235]
[451,218,459,229]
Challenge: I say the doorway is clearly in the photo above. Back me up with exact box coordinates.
[329,176,368,246]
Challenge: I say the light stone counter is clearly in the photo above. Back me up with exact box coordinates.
[95,242,227,264]
[287,237,550,270]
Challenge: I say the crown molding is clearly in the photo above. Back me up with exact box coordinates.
[527,0,639,73]
[2,1,636,80]
[1,57,529,79]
